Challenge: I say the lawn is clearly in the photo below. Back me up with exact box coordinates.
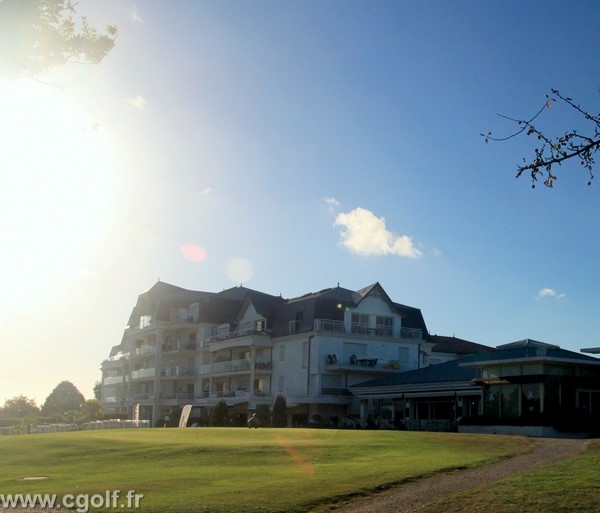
[420,439,600,513]
[0,428,527,513]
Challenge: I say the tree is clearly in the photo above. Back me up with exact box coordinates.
[0,0,117,79]
[41,381,85,420]
[93,381,102,401]
[74,399,103,423]
[211,400,229,427]
[0,395,40,419]
[482,89,599,188]
[255,404,271,427]
[272,395,287,428]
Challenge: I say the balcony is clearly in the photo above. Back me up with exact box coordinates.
[131,346,156,358]
[103,376,129,386]
[162,342,196,353]
[198,359,272,376]
[161,366,195,378]
[102,355,129,371]
[324,354,418,372]
[204,321,270,347]
[310,319,423,340]
[130,368,155,380]
[195,390,272,405]
[158,392,195,400]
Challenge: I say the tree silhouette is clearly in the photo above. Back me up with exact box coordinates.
[211,400,229,427]
[272,395,287,427]
[0,0,117,79]
[0,395,40,419]
[482,89,599,188]
[41,381,85,419]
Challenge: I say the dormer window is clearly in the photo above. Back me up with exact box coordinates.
[139,315,152,329]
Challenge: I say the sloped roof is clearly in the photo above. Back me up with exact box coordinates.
[269,283,429,337]
[124,281,429,340]
[461,339,600,367]
[430,335,492,355]
[351,355,482,390]
[126,281,211,326]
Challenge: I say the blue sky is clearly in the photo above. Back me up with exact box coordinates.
[1,0,599,406]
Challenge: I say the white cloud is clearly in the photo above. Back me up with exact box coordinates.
[202,187,213,196]
[537,288,566,300]
[334,207,422,258]
[131,6,143,24]
[127,95,147,109]
[324,197,340,212]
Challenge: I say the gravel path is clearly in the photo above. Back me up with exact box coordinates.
[323,437,588,513]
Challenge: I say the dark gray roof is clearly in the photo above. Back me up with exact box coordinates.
[269,283,429,337]
[124,281,428,339]
[430,335,493,355]
[461,339,600,367]
[351,355,482,389]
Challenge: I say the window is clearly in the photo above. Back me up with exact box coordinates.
[139,315,152,329]
[376,316,393,336]
[351,313,369,334]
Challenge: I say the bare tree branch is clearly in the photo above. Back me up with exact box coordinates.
[482,89,599,188]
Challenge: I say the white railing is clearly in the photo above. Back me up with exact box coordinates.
[80,420,150,430]
[133,346,156,356]
[162,366,195,377]
[204,323,269,345]
[312,319,423,340]
[159,392,195,400]
[162,342,197,352]
[313,319,345,333]
[198,358,272,375]
[130,368,155,380]
[103,376,128,385]
[106,352,129,362]
[325,354,419,371]
[198,390,271,399]
[400,327,423,340]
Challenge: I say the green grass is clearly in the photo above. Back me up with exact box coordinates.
[0,428,528,513]
[420,439,600,513]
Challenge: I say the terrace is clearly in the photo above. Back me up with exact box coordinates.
[298,319,423,340]
[198,358,272,376]
[324,354,418,373]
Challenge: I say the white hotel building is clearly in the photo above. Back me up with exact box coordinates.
[101,281,484,426]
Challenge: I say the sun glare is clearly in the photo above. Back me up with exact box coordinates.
[0,80,114,307]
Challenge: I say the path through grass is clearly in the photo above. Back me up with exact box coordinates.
[420,440,600,513]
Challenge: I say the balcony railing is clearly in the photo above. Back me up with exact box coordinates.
[204,321,269,345]
[321,387,353,396]
[130,368,155,380]
[325,354,418,371]
[198,390,271,399]
[158,392,195,400]
[133,346,156,356]
[198,359,272,375]
[311,319,423,340]
[162,342,197,352]
[103,376,129,386]
[106,352,129,362]
[161,367,195,378]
